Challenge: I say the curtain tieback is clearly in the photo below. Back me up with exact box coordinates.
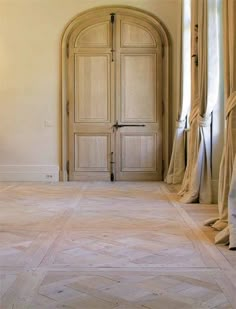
[176,119,186,128]
[226,91,236,118]
[198,115,211,127]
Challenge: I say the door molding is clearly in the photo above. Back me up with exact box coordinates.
[60,6,171,181]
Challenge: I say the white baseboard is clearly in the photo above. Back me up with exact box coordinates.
[212,179,218,204]
[0,165,59,182]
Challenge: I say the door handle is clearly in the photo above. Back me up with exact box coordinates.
[112,121,145,130]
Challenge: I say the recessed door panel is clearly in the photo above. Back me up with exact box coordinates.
[74,134,109,171]
[120,21,156,47]
[74,54,110,122]
[121,54,156,122]
[121,134,156,171]
[75,21,110,48]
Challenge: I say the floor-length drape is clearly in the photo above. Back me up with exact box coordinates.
[205,0,236,249]
[166,0,191,184]
[180,0,220,204]
[177,0,199,195]
[179,0,208,203]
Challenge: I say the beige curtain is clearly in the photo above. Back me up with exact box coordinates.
[205,0,236,249]
[179,0,213,203]
[166,0,191,184]
[180,0,221,204]
[177,0,198,194]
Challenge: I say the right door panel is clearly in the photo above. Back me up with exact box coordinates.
[115,15,163,181]
[121,54,156,123]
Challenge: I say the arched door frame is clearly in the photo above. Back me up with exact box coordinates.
[60,6,171,181]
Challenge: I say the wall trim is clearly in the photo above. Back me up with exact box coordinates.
[60,5,171,181]
[0,165,59,182]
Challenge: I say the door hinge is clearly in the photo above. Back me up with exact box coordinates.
[162,45,165,58]
[110,151,115,182]
[66,160,69,174]
[66,43,69,58]
[110,13,116,62]
[110,13,115,24]
[66,100,69,116]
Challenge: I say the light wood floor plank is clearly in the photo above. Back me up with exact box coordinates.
[0,181,235,308]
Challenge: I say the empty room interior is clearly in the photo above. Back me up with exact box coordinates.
[0,0,236,308]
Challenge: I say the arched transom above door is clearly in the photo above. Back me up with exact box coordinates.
[61,7,171,181]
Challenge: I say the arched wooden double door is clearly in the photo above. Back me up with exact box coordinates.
[68,10,163,181]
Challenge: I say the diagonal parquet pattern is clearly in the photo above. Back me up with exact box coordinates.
[0,182,236,308]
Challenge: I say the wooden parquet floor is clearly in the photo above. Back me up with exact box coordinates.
[0,182,235,308]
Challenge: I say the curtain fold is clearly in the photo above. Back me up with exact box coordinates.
[165,119,186,184]
[205,93,236,242]
[204,0,236,249]
[179,105,199,197]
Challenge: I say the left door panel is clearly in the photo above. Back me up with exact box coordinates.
[68,17,114,180]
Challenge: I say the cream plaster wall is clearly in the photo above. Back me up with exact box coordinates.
[0,0,182,181]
